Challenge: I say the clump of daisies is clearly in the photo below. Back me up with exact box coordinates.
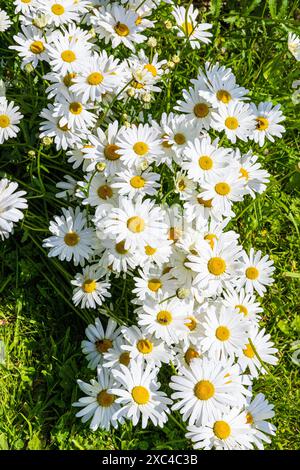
[7,0,285,449]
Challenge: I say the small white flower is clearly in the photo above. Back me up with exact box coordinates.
[71,266,111,309]
[0,178,27,240]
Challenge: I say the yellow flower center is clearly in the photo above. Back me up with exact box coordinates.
[137,339,153,354]
[168,227,181,242]
[63,72,76,87]
[235,304,248,316]
[174,133,186,145]
[256,117,269,131]
[216,89,232,104]
[243,343,255,358]
[104,143,121,161]
[246,412,254,425]
[215,182,230,196]
[127,216,145,233]
[0,115,10,128]
[145,245,157,256]
[185,316,197,331]
[204,233,217,249]
[130,176,145,189]
[198,155,213,170]
[148,279,162,292]
[181,21,194,35]
[69,102,83,115]
[184,347,200,365]
[132,80,144,89]
[194,103,209,118]
[194,380,215,400]
[156,310,172,325]
[119,352,130,366]
[21,0,31,3]
[215,326,230,341]
[97,390,115,407]
[114,22,130,37]
[213,421,231,439]
[133,141,149,156]
[197,197,212,208]
[82,279,97,293]
[58,123,69,132]
[144,64,157,77]
[87,72,104,85]
[177,178,186,191]
[207,257,226,276]
[95,338,113,354]
[64,231,80,247]
[135,16,142,25]
[61,50,76,63]
[115,240,128,255]
[225,117,239,130]
[51,4,65,15]
[131,386,150,405]
[161,134,172,148]
[239,167,249,180]
[29,40,45,54]
[246,267,259,280]
[97,184,113,200]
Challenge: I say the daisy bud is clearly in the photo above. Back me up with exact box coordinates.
[164,20,173,29]
[147,37,157,48]
[42,136,53,146]
[28,150,36,158]
[176,287,190,299]
[142,93,151,103]
[32,14,49,29]
[124,121,131,128]
[122,113,128,120]
[96,162,106,172]
[127,87,135,97]
[172,55,180,64]
[24,63,34,74]
[167,61,175,69]
[140,160,149,171]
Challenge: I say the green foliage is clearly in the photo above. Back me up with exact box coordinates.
[0,0,299,450]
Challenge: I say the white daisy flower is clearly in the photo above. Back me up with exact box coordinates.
[56,175,78,200]
[237,324,278,378]
[47,31,92,75]
[39,104,85,150]
[11,25,48,69]
[116,123,163,170]
[181,136,230,183]
[42,206,95,266]
[195,62,249,108]
[0,9,12,32]
[70,53,120,103]
[137,295,191,346]
[109,359,172,428]
[121,325,173,366]
[39,0,80,27]
[175,85,214,128]
[186,239,242,296]
[161,114,202,163]
[83,121,125,175]
[173,342,203,369]
[112,168,160,200]
[91,3,146,52]
[212,101,256,143]
[200,306,249,361]
[53,93,97,131]
[133,49,167,82]
[136,238,173,269]
[132,267,176,301]
[14,0,38,15]
[288,32,300,61]
[103,336,131,370]
[73,367,123,431]
[186,407,254,450]
[174,171,197,201]
[67,144,95,170]
[250,102,285,147]
[81,317,122,369]
[246,393,276,449]
[0,178,27,240]
[71,265,111,309]
[183,189,223,224]
[99,237,138,274]
[102,195,167,250]
[44,71,79,101]
[233,150,270,197]
[78,173,118,207]
[171,5,213,49]
[199,168,246,216]
[222,286,263,323]
[0,97,23,144]
[170,357,246,426]
[238,248,275,296]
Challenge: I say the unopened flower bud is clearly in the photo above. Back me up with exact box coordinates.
[24,63,34,74]
[176,288,190,299]
[32,14,49,29]
[147,37,157,48]
[127,87,135,97]
[172,55,180,64]
[142,92,151,103]
[96,162,106,172]
[28,150,36,158]
[42,136,53,146]
[164,20,172,29]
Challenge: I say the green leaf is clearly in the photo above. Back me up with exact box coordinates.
[28,433,44,450]
[268,0,277,18]
[244,0,262,15]
[278,319,290,335]
[210,0,222,17]
[0,433,9,450]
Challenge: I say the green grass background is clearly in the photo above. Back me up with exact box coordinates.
[0,0,299,450]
